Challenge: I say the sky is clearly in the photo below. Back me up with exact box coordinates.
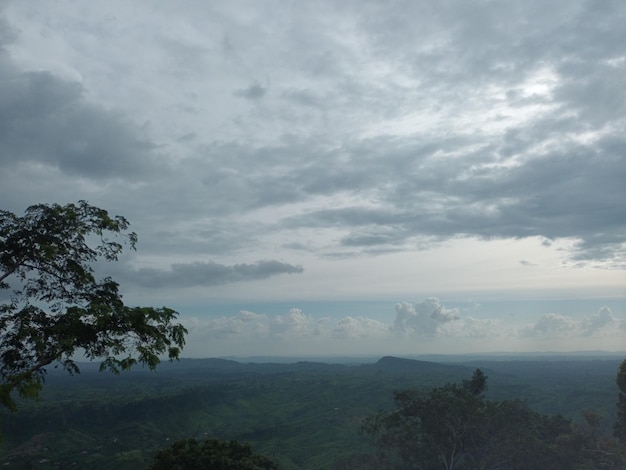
[0,0,625,358]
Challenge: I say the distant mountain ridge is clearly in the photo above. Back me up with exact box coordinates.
[45,352,625,380]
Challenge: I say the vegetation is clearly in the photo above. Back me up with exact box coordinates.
[0,201,187,413]
[149,438,278,470]
[363,368,624,469]
[614,358,626,441]
[0,356,623,468]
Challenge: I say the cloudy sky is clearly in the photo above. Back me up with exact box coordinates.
[1,0,625,358]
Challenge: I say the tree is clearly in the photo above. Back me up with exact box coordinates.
[362,369,624,469]
[363,369,488,470]
[0,201,187,411]
[149,439,278,470]
[614,359,626,441]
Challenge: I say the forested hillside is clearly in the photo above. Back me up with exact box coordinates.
[0,356,622,469]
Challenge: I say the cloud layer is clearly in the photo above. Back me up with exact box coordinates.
[124,261,303,288]
[0,1,624,319]
[181,299,625,357]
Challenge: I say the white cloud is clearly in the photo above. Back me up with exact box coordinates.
[525,313,576,337]
[178,299,626,357]
[270,308,324,338]
[440,317,504,339]
[393,298,460,336]
[332,316,391,339]
[580,306,619,336]
[522,307,624,340]
[185,310,269,340]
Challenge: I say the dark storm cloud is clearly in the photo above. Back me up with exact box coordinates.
[305,157,619,249]
[0,39,159,180]
[234,82,266,100]
[123,260,303,289]
[340,231,400,248]
[281,88,324,108]
[282,126,626,263]
[0,15,16,45]
[1,0,624,272]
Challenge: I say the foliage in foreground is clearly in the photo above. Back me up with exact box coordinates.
[0,201,187,413]
[362,369,625,470]
[149,438,278,470]
[614,358,626,441]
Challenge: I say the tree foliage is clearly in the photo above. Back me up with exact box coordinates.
[363,369,489,469]
[0,201,187,411]
[363,369,624,469]
[149,439,278,470]
[614,359,626,441]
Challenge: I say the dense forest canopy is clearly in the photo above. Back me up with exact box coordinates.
[1,355,625,469]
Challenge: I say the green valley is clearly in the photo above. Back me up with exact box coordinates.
[1,355,623,469]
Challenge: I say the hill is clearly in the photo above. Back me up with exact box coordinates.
[0,356,621,469]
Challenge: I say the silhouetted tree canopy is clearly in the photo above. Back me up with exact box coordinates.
[614,359,626,441]
[149,439,278,470]
[0,201,187,412]
[363,368,625,469]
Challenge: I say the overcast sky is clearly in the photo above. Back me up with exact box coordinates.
[1,0,625,357]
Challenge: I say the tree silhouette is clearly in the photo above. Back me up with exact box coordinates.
[0,201,187,412]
